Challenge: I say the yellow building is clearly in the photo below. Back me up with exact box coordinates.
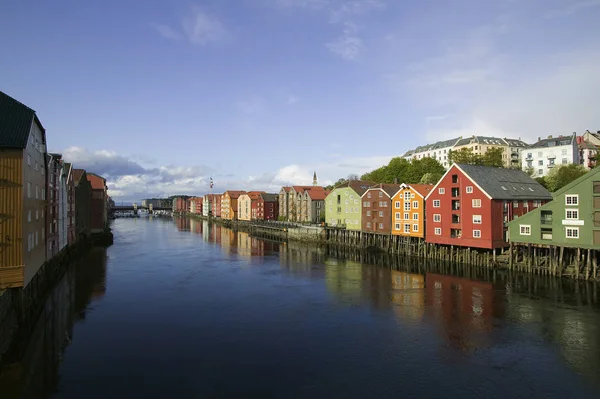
[221,191,245,220]
[391,184,433,239]
[1,91,48,289]
[237,191,264,221]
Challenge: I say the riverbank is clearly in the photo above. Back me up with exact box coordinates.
[182,213,599,281]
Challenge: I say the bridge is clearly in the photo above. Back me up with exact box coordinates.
[111,205,172,211]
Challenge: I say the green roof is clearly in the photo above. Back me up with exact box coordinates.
[0,91,37,148]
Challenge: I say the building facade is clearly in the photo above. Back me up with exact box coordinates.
[47,153,62,259]
[425,164,552,249]
[203,194,216,217]
[0,91,48,288]
[72,169,91,238]
[303,188,328,223]
[583,130,600,147]
[360,184,401,234]
[577,137,597,170]
[508,167,600,248]
[521,133,579,177]
[452,136,528,169]
[278,187,291,220]
[257,193,279,220]
[87,173,108,233]
[189,197,203,214]
[65,163,76,245]
[221,191,246,220]
[142,198,163,209]
[402,138,461,168]
[325,180,373,229]
[238,192,264,221]
[212,194,222,218]
[391,184,433,239]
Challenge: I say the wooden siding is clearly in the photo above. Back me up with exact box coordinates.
[0,149,24,288]
[391,187,426,238]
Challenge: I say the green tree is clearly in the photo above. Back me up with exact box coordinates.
[408,158,445,183]
[448,148,478,165]
[482,147,504,168]
[524,167,535,177]
[545,164,588,192]
[535,177,549,190]
[419,172,443,184]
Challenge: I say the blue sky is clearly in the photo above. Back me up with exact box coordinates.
[1,0,599,201]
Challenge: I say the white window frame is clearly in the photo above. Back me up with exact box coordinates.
[412,201,418,209]
[394,223,400,230]
[404,213,409,220]
[433,214,441,222]
[395,212,400,220]
[433,200,440,208]
[366,222,371,228]
[565,227,579,239]
[395,201,400,208]
[404,192,410,200]
[434,227,442,235]
[472,215,482,224]
[473,230,481,238]
[413,213,418,220]
[404,202,411,211]
[438,188,445,194]
[565,195,578,206]
[472,199,481,208]
[519,224,531,236]
[378,223,384,229]
[565,209,579,220]
[366,210,371,216]
[413,224,418,232]
[466,186,473,193]
[404,224,410,233]
[378,211,384,217]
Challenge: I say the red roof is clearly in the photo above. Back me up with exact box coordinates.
[225,190,246,199]
[292,185,314,193]
[87,173,106,190]
[306,187,328,200]
[282,186,291,192]
[408,184,434,198]
[246,191,265,200]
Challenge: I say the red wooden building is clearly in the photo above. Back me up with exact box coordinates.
[360,184,401,234]
[87,173,108,234]
[212,194,222,218]
[256,193,279,220]
[424,164,552,249]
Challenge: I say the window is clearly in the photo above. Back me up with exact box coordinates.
[566,227,579,239]
[366,211,371,216]
[395,212,400,219]
[473,230,481,238]
[562,158,568,164]
[367,193,371,198]
[472,215,482,224]
[404,224,410,233]
[35,231,38,246]
[27,234,32,252]
[433,200,440,208]
[27,182,31,198]
[439,188,445,194]
[565,209,579,219]
[412,201,418,209]
[413,213,418,220]
[404,202,411,211]
[565,195,578,206]
[466,186,473,193]
[35,161,38,171]
[379,211,384,217]
[395,223,400,230]
[519,225,531,235]
[472,199,481,208]
[533,200,541,207]
[452,175,458,183]
[378,192,383,198]
[404,213,409,220]
[379,223,384,229]
[562,149,567,155]
[413,224,418,232]
[538,160,543,166]
[28,211,31,222]
[538,169,543,176]
[434,227,442,235]
[404,192,410,200]
[36,185,39,199]
[513,201,518,208]
[433,214,441,222]
[395,201,400,208]
[27,154,31,166]
[366,222,371,228]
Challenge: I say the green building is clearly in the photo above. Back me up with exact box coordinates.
[325,180,373,230]
[508,167,600,248]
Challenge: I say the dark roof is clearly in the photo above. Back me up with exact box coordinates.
[455,136,528,147]
[527,133,575,149]
[456,164,552,200]
[260,193,278,202]
[364,183,402,197]
[0,91,37,148]
[347,180,375,195]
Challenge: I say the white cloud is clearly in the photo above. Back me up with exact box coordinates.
[182,7,226,45]
[326,23,365,60]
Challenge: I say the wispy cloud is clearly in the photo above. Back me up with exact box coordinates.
[151,6,226,45]
[286,94,299,105]
[150,23,181,40]
[545,0,600,18]
[326,22,365,60]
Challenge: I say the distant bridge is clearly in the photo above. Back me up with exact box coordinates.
[111,205,172,211]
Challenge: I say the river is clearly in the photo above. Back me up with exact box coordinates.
[1,217,599,398]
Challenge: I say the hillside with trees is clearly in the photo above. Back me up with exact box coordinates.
[359,157,445,184]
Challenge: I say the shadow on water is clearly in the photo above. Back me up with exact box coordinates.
[0,248,107,398]
[0,217,599,397]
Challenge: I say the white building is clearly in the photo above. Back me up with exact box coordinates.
[521,133,579,177]
[202,195,213,217]
[402,138,460,168]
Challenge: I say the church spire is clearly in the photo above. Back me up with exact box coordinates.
[313,171,317,186]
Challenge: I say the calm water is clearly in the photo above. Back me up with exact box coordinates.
[1,217,600,398]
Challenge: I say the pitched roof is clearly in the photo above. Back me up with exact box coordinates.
[456,164,552,200]
[247,191,265,200]
[72,169,85,184]
[407,184,434,198]
[306,187,328,200]
[260,193,278,202]
[363,183,402,198]
[225,190,246,199]
[527,133,575,149]
[0,91,39,148]
[291,185,314,193]
[455,136,527,147]
[87,173,106,190]
[578,140,598,150]
[281,186,291,192]
[347,180,376,195]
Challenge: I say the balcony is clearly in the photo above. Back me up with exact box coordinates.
[450,228,462,238]
[451,214,460,224]
[525,154,533,160]
[451,200,460,211]
[451,188,460,197]
[547,155,556,159]
[547,163,555,168]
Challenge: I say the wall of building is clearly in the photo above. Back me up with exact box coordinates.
[325,187,362,229]
[75,175,91,236]
[391,188,425,238]
[522,140,579,177]
[361,190,392,234]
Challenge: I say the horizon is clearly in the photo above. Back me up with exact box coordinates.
[1,0,599,202]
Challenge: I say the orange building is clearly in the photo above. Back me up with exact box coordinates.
[391,183,433,238]
[221,191,246,220]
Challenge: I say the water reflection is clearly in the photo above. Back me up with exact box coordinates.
[0,248,107,398]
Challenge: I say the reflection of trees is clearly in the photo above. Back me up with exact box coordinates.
[0,247,108,397]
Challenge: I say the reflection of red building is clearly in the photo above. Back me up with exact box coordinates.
[212,195,222,218]
[425,273,496,351]
[175,217,190,231]
[190,218,203,234]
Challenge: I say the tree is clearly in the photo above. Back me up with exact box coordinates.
[482,147,504,168]
[448,148,478,165]
[535,177,549,190]
[544,164,588,192]
[524,167,535,177]
[347,174,359,181]
[419,172,443,185]
[449,146,505,168]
